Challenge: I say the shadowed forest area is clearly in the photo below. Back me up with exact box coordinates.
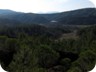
[0,25,96,72]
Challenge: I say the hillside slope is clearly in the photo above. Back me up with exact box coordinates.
[0,8,96,26]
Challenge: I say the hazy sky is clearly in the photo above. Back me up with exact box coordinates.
[0,0,95,13]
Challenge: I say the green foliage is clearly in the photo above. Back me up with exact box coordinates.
[8,45,39,72]
[0,36,7,49]
[72,50,96,72]
[67,67,82,72]
[5,38,19,52]
[60,58,71,66]
[37,45,59,68]
[0,25,96,72]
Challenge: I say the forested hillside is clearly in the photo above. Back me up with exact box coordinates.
[0,8,96,25]
[0,24,96,72]
[0,7,96,72]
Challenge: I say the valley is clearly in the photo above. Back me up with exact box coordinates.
[0,8,96,72]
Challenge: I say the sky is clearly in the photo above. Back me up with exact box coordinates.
[0,0,95,13]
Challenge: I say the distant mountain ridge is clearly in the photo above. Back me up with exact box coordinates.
[0,9,16,14]
[0,8,96,26]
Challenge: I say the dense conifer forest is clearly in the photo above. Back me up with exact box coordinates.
[0,25,96,72]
